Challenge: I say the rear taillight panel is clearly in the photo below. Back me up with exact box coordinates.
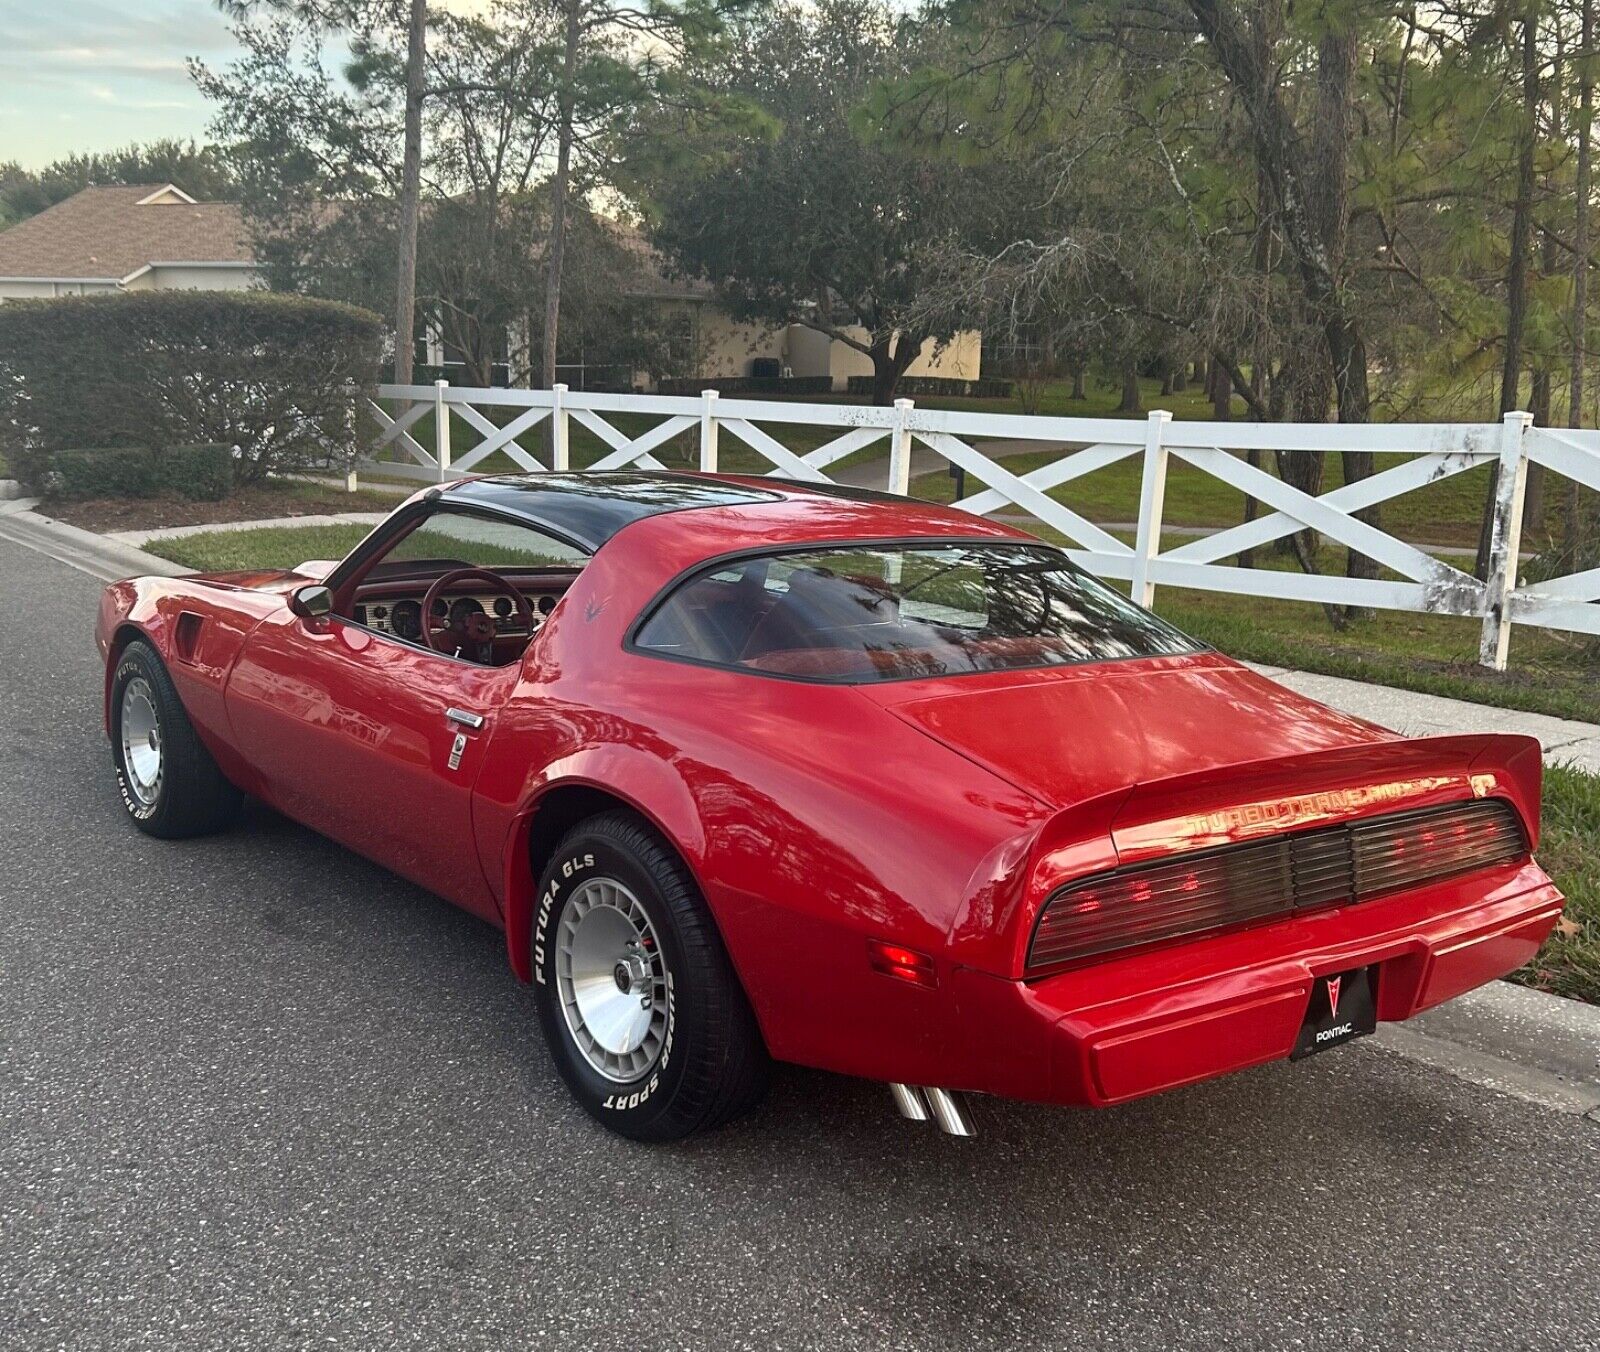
[1027,799,1528,973]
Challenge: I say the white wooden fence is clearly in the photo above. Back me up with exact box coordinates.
[361,380,1600,671]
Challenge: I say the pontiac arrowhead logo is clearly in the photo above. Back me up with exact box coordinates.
[1326,975,1343,1019]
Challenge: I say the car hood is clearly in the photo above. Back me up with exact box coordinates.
[872,656,1395,810]
[186,560,335,594]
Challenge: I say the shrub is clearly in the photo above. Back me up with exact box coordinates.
[47,443,235,502]
[49,447,157,501]
[0,290,384,491]
[656,375,835,396]
[154,444,235,500]
[844,375,1014,400]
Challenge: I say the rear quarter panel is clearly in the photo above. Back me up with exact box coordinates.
[475,541,1049,1085]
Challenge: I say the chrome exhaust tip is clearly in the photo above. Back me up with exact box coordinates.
[922,1086,976,1137]
[889,1082,931,1122]
[888,1083,975,1136]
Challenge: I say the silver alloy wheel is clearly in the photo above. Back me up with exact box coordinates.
[119,677,163,808]
[555,877,670,1084]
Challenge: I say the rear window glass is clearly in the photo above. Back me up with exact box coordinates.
[632,542,1203,683]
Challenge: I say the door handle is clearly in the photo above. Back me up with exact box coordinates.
[446,707,485,730]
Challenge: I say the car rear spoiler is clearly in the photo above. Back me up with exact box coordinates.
[1102,733,1544,866]
[954,733,1543,980]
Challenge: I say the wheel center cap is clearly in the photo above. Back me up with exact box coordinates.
[613,962,632,993]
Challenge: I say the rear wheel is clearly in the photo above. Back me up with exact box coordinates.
[532,811,768,1140]
[110,639,242,838]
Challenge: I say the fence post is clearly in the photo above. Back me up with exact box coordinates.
[888,398,915,496]
[434,379,451,482]
[1130,409,1173,608]
[551,382,570,471]
[700,389,720,472]
[1477,410,1533,671]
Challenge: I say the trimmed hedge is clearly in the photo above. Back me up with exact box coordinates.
[0,290,384,492]
[48,444,234,502]
[656,375,835,396]
[844,375,1014,399]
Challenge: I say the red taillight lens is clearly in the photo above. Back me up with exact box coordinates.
[1027,799,1527,973]
[867,940,938,988]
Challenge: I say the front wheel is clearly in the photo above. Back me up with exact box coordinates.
[110,639,242,839]
[532,812,768,1141]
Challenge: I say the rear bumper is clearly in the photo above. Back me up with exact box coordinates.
[947,861,1563,1108]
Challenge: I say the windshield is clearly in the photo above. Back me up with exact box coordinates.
[632,542,1204,683]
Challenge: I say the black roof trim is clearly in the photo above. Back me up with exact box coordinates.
[443,471,782,551]
[753,476,907,504]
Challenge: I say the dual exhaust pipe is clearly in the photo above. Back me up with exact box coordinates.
[889,1083,976,1137]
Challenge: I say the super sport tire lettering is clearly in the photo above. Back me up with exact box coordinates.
[529,811,768,1142]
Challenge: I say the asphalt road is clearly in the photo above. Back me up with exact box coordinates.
[2,532,1599,1352]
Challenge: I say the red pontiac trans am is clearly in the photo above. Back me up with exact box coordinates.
[96,472,1563,1140]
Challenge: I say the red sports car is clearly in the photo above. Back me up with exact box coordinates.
[96,472,1563,1139]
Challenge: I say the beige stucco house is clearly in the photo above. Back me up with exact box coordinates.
[633,257,982,388]
[0,184,259,300]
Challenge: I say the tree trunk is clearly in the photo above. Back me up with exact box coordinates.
[1210,357,1231,420]
[393,0,427,389]
[541,0,581,393]
[868,332,920,405]
[1171,362,1187,392]
[1571,0,1595,553]
[1238,447,1262,569]
[1071,364,1087,400]
[1159,355,1175,395]
[1187,0,1371,425]
[1527,366,1550,533]
[1477,14,1541,578]
[1524,35,1563,540]
[1117,356,1142,413]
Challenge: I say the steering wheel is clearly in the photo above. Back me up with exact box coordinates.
[421,567,534,663]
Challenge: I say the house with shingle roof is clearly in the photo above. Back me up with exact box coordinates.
[0,184,980,390]
[0,184,258,299]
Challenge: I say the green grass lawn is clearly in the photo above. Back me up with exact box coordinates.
[1516,764,1600,1004]
[148,523,379,572]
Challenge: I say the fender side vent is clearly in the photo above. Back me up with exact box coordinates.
[173,611,204,663]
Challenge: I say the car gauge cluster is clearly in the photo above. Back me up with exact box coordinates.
[355,592,559,640]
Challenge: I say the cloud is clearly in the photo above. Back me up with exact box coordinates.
[0,1,231,164]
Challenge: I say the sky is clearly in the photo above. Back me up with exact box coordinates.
[0,2,242,167]
[0,0,497,169]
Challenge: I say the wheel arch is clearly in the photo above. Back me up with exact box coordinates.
[501,773,709,985]
[103,621,159,733]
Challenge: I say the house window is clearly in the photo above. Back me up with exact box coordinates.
[664,305,697,377]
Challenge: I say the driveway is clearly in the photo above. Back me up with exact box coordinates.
[2,532,1598,1351]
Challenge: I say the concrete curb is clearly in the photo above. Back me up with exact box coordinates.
[0,507,191,582]
[108,510,390,548]
[1369,981,1600,1117]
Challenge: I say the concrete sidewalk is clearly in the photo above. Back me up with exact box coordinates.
[1250,663,1600,773]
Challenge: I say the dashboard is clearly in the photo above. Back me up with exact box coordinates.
[353,590,563,642]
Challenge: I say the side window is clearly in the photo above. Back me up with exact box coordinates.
[382,510,586,569]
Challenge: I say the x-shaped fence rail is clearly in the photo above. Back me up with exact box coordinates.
[361,380,1600,670]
